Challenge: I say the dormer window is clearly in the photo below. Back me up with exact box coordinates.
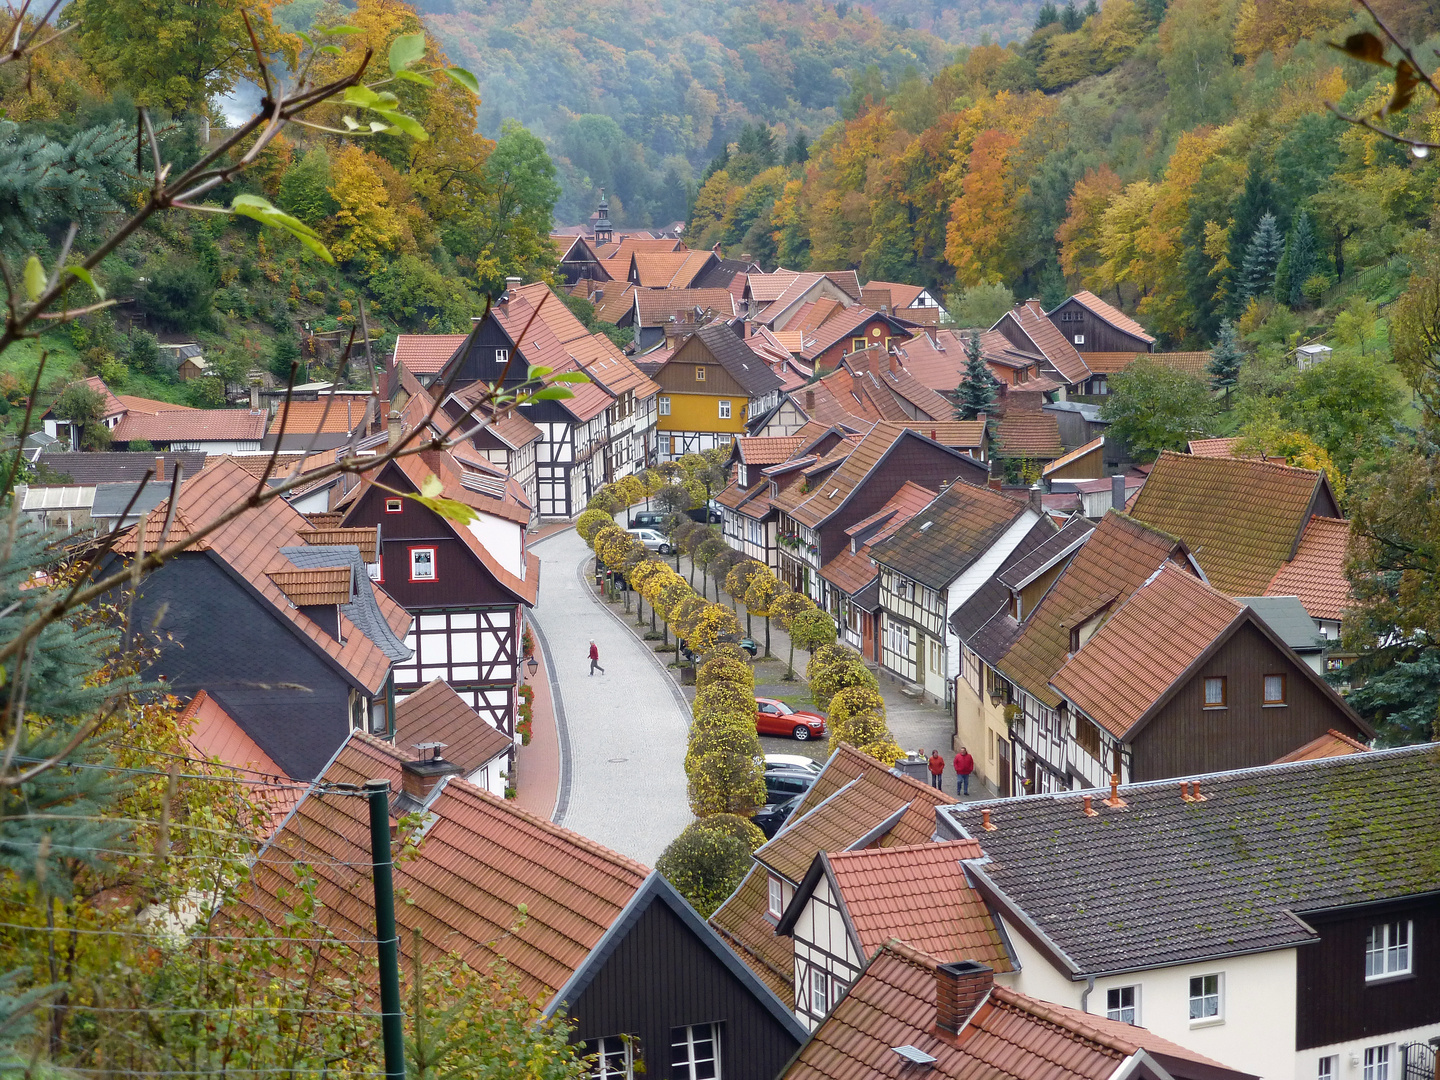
[767,874,783,919]
[385,498,403,513]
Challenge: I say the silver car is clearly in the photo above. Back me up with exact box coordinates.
[627,527,672,554]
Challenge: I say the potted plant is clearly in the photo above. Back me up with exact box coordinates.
[517,684,535,745]
[521,625,535,658]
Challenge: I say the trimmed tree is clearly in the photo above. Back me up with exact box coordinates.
[656,816,765,917]
[743,569,783,658]
[770,590,816,681]
[576,508,612,545]
[789,607,838,658]
[684,721,766,817]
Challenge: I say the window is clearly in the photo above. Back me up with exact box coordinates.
[810,967,831,1016]
[1188,974,1221,1022]
[767,875,783,919]
[1106,985,1138,1025]
[586,1036,632,1080]
[852,337,867,352]
[1073,334,1085,345]
[695,366,706,382]
[671,1024,719,1080]
[1366,921,1412,979]
[1203,676,1227,708]
[659,396,671,416]
[1263,673,1287,706]
[409,547,436,582]
[1076,715,1102,760]
[495,348,509,364]
[718,400,731,419]
[1364,1046,1391,1080]
[385,498,403,513]
[929,638,941,674]
[1318,1056,1337,1080]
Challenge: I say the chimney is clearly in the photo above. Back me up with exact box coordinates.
[400,743,465,804]
[889,351,901,376]
[975,411,987,424]
[1105,773,1127,808]
[805,389,815,411]
[935,961,993,1034]
[388,409,402,447]
[1111,473,1126,512]
[250,382,261,410]
[1027,482,1043,515]
[154,456,165,482]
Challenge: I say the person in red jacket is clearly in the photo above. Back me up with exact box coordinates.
[954,746,975,796]
[588,639,604,676]
[927,749,945,790]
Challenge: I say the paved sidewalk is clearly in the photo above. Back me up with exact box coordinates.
[512,618,560,821]
[529,526,693,866]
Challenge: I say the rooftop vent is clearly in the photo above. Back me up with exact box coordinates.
[891,1046,936,1067]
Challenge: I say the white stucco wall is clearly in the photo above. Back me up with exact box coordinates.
[997,914,1298,1080]
[467,751,509,798]
[1297,1023,1440,1080]
[467,513,525,578]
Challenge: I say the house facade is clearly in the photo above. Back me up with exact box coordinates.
[1047,290,1156,354]
[654,323,783,460]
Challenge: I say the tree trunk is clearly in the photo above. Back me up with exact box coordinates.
[764,617,772,658]
[786,637,796,681]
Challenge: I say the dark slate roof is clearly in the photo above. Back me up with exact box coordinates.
[1233,594,1324,653]
[280,545,412,663]
[995,516,1095,590]
[938,744,1440,975]
[91,479,181,520]
[36,451,207,484]
[868,480,1027,590]
[694,323,784,396]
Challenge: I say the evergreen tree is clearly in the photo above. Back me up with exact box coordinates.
[0,120,134,256]
[1034,1,1060,26]
[1207,318,1244,407]
[1083,0,1098,17]
[953,331,998,420]
[1285,211,1318,308]
[784,132,810,166]
[736,123,777,167]
[1240,212,1284,302]
[1224,159,1279,313]
[1061,1,1084,30]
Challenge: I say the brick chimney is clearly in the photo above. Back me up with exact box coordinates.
[1027,482,1043,515]
[935,961,993,1034]
[1111,473,1126,512]
[400,744,465,804]
[388,410,403,447]
[805,389,815,411]
[889,351,901,376]
[154,456,165,482]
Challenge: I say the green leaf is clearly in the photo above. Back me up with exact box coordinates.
[409,494,477,526]
[1330,31,1388,65]
[321,24,365,35]
[526,365,553,379]
[420,473,443,498]
[230,194,334,264]
[23,255,45,302]
[341,115,362,131]
[553,371,591,383]
[318,44,341,55]
[529,387,576,400]
[344,85,381,108]
[394,69,435,87]
[296,30,313,46]
[374,109,428,141]
[62,265,105,299]
[444,67,480,95]
[388,32,426,73]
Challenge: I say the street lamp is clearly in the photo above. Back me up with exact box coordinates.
[526,655,538,678]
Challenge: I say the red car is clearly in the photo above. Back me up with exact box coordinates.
[755,697,827,741]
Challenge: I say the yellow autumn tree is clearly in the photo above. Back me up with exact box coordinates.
[945,128,1021,286]
[1057,165,1122,290]
[328,145,406,271]
[1232,0,1349,62]
[1097,180,1159,299]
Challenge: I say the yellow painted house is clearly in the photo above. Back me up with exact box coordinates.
[653,323,784,460]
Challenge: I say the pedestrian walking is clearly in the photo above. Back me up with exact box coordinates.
[927,749,945,790]
[589,639,605,676]
[954,746,974,796]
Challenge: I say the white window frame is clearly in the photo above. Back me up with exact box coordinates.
[1188,973,1222,1025]
[671,1024,720,1080]
[1365,920,1412,980]
[659,396,671,416]
[1073,334,1085,345]
[1318,1055,1337,1080]
[718,399,731,419]
[409,546,437,582]
[495,348,509,364]
[1106,984,1139,1025]
[1363,1045,1391,1080]
[810,966,830,1016]
[767,875,783,919]
[587,1036,632,1080]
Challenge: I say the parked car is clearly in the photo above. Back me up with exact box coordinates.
[678,637,758,662]
[629,510,670,530]
[685,506,723,524]
[753,792,805,839]
[763,753,824,775]
[755,696,826,741]
[763,760,818,806]
[626,527,672,554]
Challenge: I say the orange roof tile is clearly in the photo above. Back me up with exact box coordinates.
[861,280,927,310]
[572,335,660,400]
[395,679,512,773]
[823,841,1011,968]
[268,566,353,606]
[1266,515,1351,622]
[1153,350,1212,376]
[392,334,468,375]
[994,411,1062,458]
[892,421,986,449]
[1273,728,1372,763]
[630,250,715,288]
[300,526,379,563]
[115,394,196,414]
[998,301,1090,383]
[746,269,802,302]
[1051,564,1245,737]
[240,733,647,1001]
[1082,350,1144,374]
[1068,290,1156,344]
[568,278,636,324]
[82,375,126,418]
[1188,436,1242,457]
[113,408,267,443]
[268,397,371,436]
[181,691,301,833]
[1129,451,1331,597]
[634,288,738,327]
[1001,511,1190,708]
[787,423,925,529]
[737,436,807,466]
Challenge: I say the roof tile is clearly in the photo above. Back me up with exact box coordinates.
[395,679,512,773]
[1266,516,1350,622]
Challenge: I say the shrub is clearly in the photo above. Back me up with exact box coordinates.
[770,590,814,629]
[126,331,160,374]
[656,816,762,917]
[692,682,756,730]
[810,652,877,713]
[127,438,155,453]
[828,685,886,740]
[670,594,708,641]
[688,602,741,654]
[696,653,754,693]
[576,508,612,546]
[858,737,904,766]
[586,488,622,515]
[789,608,838,654]
[684,722,766,817]
[140,258,216,332]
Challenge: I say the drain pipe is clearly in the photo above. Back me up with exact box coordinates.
[1079,974,1096,1014]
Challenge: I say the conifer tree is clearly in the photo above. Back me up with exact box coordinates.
[953,331,998,420]
[1285,211,1318,308]
[1207,318,1244,407]
[1240,212,1284,302]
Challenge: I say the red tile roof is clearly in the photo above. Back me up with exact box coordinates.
[268,397,371,436]
[1188,436,1242,457]
[786,422,913,529]
[861,280,927,310]
[823,841,1012,968]
[1153,351,1212,376]
[395,679,512,773]
[84,375,126,418]
[1068,290,1156,344]
[268,566,353,606]
[113,408,267,443]
[392,334,468,375]
[1266,515,1351,622]
[782,941,1247,1080]
[737,435,808,466]
[892,421,986,449]
[1273,728,1372,763]
[492,298,614,422]
[630,250,715,288]
[821,481,934,598]
[997,301,1090,384]
[634,288,738,327]
[300,526,379,563]
[994,411,1062,459]
[240,733,648,1000]
[568,278,636,324]
[572,334,660,400]
[114,457,411,695]
[1051,564,1245,737]
[746,269,802,302]
[115,393,196,414]
[181,690,301,833]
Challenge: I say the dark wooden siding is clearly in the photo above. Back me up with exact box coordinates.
[1045,445,1104,480]
[658,338,750,397]
[1296,894,1440,1049]
[1047,298,1152,353]
[127,554,354,779]
[1130,620,1368,780]
[817,441,988,565]
[1018,558,1071,619]
[565,900,800,1080]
